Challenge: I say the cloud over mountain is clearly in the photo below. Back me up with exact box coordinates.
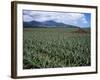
[23,10,91,28]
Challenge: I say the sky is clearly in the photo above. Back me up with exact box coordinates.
[23,10,91,28]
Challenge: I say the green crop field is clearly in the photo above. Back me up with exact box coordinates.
[23,27,91,69]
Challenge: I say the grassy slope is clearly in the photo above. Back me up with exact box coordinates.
[23,28,91,69]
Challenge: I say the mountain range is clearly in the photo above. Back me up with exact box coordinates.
[23,20,79,28]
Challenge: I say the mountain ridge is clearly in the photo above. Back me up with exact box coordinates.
[23,20,80,28]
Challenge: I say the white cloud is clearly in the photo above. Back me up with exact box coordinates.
[23,15,33,22]
[66,13,84,20]
[82,18,87,23]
